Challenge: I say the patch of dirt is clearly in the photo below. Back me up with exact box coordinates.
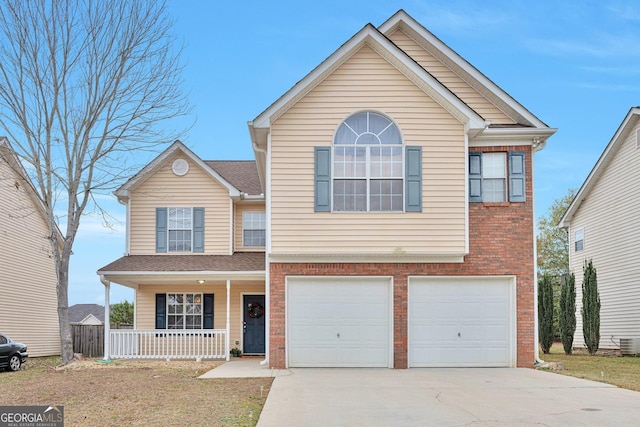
[1,357,273,426]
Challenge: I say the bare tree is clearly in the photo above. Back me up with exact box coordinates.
[0,0,190,364]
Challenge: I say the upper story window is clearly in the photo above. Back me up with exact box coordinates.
[469,151,525,203]
[574,228,584,252]
[156,207,204,253]
[243,212,266,247]
[169,207,192,251]
[333,111,403,212]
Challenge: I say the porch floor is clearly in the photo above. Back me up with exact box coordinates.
[199,356,290,379]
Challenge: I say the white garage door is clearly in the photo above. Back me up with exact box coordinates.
[409,277,514,367]
[287,277,391,368]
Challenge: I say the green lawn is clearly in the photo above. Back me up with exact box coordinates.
[542,347,640,392]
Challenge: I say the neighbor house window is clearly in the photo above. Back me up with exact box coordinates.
[469,151,526,203]
[575,229,584,252]
[167,293,202,329]
[243,212,266,247]
[156,207,205,253]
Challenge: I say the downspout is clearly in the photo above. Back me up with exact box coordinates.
[257,133,270,367]
[226,280,231,361]
[100,275,112,362]
[532,138,544,366]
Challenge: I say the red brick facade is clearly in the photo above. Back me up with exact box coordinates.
[269,146,535,369]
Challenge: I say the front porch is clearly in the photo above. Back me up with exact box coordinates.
[98,253,266,361]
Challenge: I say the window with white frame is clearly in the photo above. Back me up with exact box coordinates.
[333,111,403,211]
[167,293,202,329]
[469,151,526,203]
[243,212,266,247]
[168,207,192,252]
[575,228,584,252]
[480,153,506,202]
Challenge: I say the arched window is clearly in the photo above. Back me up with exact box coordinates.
[332,111,403,211]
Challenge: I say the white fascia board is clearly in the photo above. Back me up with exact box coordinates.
[251,24,485,133]
[470,127,557,148]
[559,107,640,228]
[100,270,267,288]
[379,10,549,129]
[115,140,241,199]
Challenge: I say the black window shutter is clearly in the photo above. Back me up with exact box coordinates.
[508,152,526,202]
[314,147,331,212]
[203,294,214,329]
[405,146,422,212]
[155,294,166,329]
[469,152,483,202]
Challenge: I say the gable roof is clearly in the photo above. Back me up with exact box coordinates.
[115,140,246,201]
[69,304,105,323]
[248,10,556,178]
[559,107,640,228]
[378,10,549,129]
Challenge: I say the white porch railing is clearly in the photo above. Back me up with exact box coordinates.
[110,329,227,359]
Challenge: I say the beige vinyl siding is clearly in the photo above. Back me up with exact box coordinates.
[234,203,266,252]
[388,29,514,124]
[569,120,640,349]
[0,154,59,356]
[129,154,231,255]
[136,283,264,353]
[270,44,466,255]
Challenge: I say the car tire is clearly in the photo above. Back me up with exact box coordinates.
[8,354,21,371]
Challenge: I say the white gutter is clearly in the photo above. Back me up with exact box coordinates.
[532,142,544,366]
[260,130,272,367]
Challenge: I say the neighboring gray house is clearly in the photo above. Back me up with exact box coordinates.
[69,304,105,325]
[559,107,640,351]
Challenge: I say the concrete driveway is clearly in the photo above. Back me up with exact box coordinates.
[257,368,640,426]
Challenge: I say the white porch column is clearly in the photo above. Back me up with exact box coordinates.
[100,275,111,361]
[226,279,231,361]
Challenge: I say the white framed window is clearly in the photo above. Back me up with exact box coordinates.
[168,207,192,252]
[333,111,403,211]
[575,228,584,252]
[167,293,202,329]
[481,153,506,202]
[243,212,266,247]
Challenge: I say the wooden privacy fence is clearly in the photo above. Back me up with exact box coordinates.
[71,324,104,357]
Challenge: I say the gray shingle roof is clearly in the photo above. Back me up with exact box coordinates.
[69,304,105,323]
[206,161,262,196]
[98,252,265,273]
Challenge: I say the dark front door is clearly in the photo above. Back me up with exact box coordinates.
[243,294,266,354]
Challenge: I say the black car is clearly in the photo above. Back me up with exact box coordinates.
[0,333,28,371]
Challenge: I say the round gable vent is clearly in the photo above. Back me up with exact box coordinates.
[172,158,189,176]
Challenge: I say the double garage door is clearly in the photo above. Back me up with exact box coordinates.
[287,277,514,368]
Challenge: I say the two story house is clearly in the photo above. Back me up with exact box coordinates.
[0,137,60,357]
[99,10,555,368]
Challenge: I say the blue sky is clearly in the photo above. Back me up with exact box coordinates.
[70,0,640,305]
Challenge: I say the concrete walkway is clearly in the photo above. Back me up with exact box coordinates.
[198,357,290,379]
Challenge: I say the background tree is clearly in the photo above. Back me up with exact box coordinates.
[0,0,189,364]
[538,273,554,354]
[582,259,600,355]
[559,272,576,355]
[537,187,576,338]
[110,300,134,325]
